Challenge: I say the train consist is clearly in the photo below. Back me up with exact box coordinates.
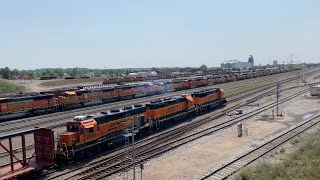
[57,87,226,161]
[102,68,290,84]
[0,68,295,116]
[103,74,180,84]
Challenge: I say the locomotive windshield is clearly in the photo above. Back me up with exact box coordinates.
[68,124,80,132]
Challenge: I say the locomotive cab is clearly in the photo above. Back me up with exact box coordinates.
[58,118,99,160]
[0,98,8,114]
[59,122,81,148]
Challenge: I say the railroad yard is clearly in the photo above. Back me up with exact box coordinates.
[93,77,320,180]
[2,1,320,179]
[0,68,320,180]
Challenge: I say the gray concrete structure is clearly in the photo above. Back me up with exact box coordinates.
[221,55,254,69]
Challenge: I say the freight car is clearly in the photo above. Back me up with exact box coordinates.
[0,68,298,117]
[56,87,226,161]
[103,74,179,85]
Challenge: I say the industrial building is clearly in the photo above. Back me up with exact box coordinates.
[128,71,158,77]
[273,60,278,65]
[221,55,254,69]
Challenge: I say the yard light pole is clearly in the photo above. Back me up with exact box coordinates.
[276,82,280,116]
[132,117,136,180]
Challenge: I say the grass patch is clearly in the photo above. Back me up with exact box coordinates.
[290,138,300,145]
[269,154,274,157]
[279,147,286,154]
[235,131,320,180]
[0,79,26,94]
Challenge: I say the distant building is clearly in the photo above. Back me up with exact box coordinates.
[194,71,203,75]
[248,55,254,66]
[221,55,254,69]
[128,71,158,77]
[172,71,192,75]
[273,60,278,65]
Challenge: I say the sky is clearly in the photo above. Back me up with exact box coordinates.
[0,0,319,70]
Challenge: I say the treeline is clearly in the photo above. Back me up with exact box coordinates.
[1,64,294,80]
[0,66,217,80]
[0,67,32,79]
[0,67,103,79]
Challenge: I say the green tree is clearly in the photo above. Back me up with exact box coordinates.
[2,67,11,79]
[32,71,41,79]
[42,69,50,76]
[199,64,208,73]
[71,68,79,77]
[94,70,102,77]
[11,69,20,76]
[54,68,64,77]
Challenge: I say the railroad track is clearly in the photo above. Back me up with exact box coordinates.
[46,84,307,180]
[42,70,319,131]
[0,76,300,167]
[70,86,308,180]
[0,71,302,135]
[1,70,317,169]
[199,110,319,180]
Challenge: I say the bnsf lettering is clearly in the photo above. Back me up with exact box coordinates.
[110,121,123,127]
[109,119,133,131]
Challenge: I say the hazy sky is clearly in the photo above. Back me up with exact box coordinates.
[0,0,319,70]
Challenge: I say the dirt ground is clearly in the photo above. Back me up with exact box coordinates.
[127,121,286,180]
[12,78,104,92]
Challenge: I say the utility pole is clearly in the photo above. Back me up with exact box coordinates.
[302,63,306,83]
[123,117,137,180]
[132,117,136,180]
[276,82,280,116]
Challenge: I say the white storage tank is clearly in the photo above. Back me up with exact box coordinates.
[310,85,320,96]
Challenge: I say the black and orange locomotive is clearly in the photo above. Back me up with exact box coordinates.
[57,87,226,161]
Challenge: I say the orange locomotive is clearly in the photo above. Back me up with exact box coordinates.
[57,87,226,161]
[0,94,56,115]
